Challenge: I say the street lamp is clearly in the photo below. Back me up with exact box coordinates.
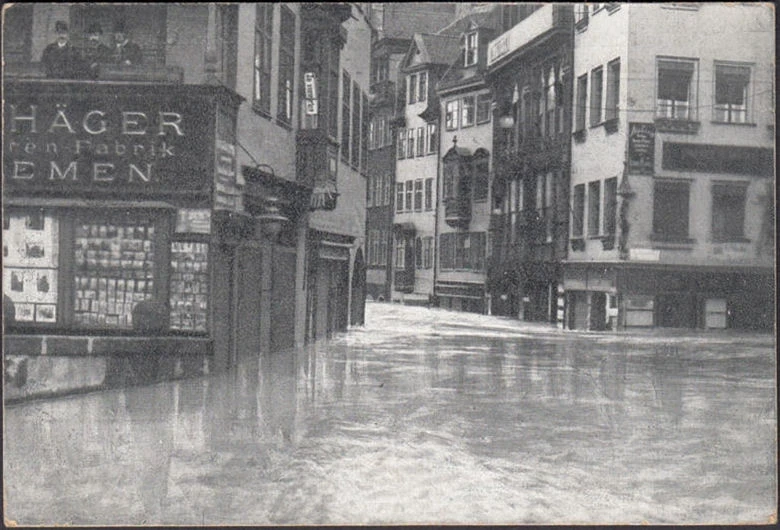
[255,196,289,240]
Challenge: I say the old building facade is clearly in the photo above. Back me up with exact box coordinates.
[3,2,371,398]
[564,3,774,330]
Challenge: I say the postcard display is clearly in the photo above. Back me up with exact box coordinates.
[3,212,59,323]
[73,221,156,328]
[169,241,209,332]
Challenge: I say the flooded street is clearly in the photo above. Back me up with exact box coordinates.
[4,302,776,525]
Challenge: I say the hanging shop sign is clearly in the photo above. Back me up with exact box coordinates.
[304,72,319,115]
[175,208,212,235]
[627,122,656,175]
[3,86,216,196]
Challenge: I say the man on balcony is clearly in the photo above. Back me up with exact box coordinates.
[111,21,143,66]
[41,21,86,79]
[83,23,111,78]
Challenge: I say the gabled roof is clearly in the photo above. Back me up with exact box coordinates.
[401,33,460,72]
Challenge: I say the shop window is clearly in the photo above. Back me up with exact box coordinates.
[341,71,351,162]
[3,211,59,325]
[605,58,620,122]
[414,179,423,211]
[425,178,434,210]
[476,93,492,124]
[604,177,618,236]
[405,180,413,211]
[588,180,601,236]
[590,66,603,126]
[572,184,585,237]
[408,74,418,105]
[653,180,690,240]
[464,31,478,67]
[418,71,428,103]
[657,58,697,120]
[396,183,405,212]
[277,6,296,125]
[462,95,476,127]
[712,183,747,241]
[427,124,438,153]
[446,100,460,130]
[254,4,274,116]
[714,63,750,124]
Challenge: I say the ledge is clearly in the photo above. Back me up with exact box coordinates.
[654,118,700,134]
[710,121,757,127]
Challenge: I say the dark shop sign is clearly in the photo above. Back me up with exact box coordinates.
[3,91,215,196]
[627,122,655,175]
[662,142,774,177]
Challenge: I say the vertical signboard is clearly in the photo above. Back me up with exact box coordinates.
[214,106,243,213]
[627,122,655,175]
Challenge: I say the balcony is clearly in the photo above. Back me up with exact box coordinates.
[487,4,573,70]
[3,61,184,84]
[444,197,471,228]
[369,79,396,108]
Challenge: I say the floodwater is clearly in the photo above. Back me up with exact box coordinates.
[3,303,777,525]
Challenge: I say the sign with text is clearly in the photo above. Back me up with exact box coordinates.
[627,122,655,175]
[3,88,216,196]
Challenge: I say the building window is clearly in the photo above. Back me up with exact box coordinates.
[446,99,460,130]
[590,66,603,126]
[712,183,747,241]
[473,156,489,201]
[372,56,389,83]
[543,66,558,136]
[394,236,405,269]
[405,180,413,211]
[326,40,340,139]
[604,177,618,236]
[277,6,295,124]
[657,58,696,120]
[396,183,405,212]
[443,161,457,200]
[385,174,392,206]
[465,31,478,67]
[605,58,620,122]
[417,126,425,156]
[361,92,369,169]
[587,180,601,236]
[366,175,373,207]
[398,128,406,160]
[570,183,584,239]
[425,178,434,210]
[414,179,423,211]
[352,82,361,168]
[714,63,750,124]
[368,118,376,150]
[575,4,589,28]
[418,71,428,103]
[415,237,423,269]
[407,128,415,158]
[423,236,433,269]
[462,95,476,127]
[427,124,438,153]
[476,93,492,124]
[253,4,274,115]
[653,180,690,240]
[341,71,351,162]
[440,233,453,270]
[408,74,417,105]
[575,74,588,132]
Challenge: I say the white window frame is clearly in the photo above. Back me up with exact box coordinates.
[713,62,752,124]
[656,57,698,121]
[464,31,478,67]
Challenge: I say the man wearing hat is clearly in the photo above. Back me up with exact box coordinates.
[41,20,86,78]
[83,22,111,78]
[112,21,143,66]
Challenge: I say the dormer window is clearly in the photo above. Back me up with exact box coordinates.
[464,31,478,67]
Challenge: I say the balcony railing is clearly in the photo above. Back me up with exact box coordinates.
[3,62,184,83]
